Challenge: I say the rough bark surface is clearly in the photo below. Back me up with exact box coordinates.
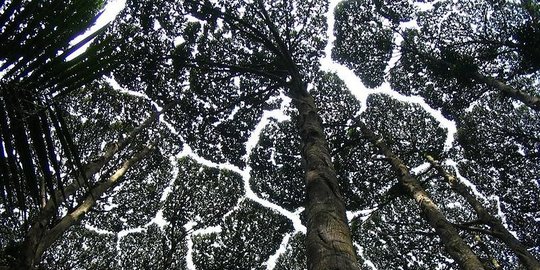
[426,155,540,270]
[291,81,360,270]
[359,122,485,270]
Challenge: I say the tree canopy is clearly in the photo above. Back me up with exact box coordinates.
[1,0,539,269]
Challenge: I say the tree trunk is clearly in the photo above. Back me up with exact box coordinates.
[183,2,360,267]
[18,145,153,269]
[290,79,360,270]
[358,122,485,270]
[426,155,540,270]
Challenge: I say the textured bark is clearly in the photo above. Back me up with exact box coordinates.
[291,81,360,270]
[184,2,359,267]
[18,145,152,269]
[426,155,540,270]
[358,122,485,270]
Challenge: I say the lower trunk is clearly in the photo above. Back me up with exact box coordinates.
[291,82,359,270]
[426,155,540,270]
[359,122,485,270]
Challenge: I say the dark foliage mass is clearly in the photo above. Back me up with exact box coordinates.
[192,199,293,270]
[1,0,540,269]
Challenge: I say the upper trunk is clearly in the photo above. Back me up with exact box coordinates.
[358,122,485,270]
[290,79,360,270]
[419,49,540,112]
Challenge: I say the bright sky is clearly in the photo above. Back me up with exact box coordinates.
[72,1,473,270]
[66,0,126,61]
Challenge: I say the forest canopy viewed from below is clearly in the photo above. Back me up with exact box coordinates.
[0,0,539,269]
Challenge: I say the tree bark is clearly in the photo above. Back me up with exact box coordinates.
[358,122,485,270]
[183,2,360,267]
[426,155,540,270]
[290,80,360,270]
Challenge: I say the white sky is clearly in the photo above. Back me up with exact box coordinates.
[71,1,499,269]
[66,0,126,61]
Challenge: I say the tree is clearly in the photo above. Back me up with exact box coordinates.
[249,72,482,268]
[3,80,178,269]
[274,233,307,270]
[180,1,360,268]
[334,0,540,118]
[334,1,540,267]
[0,1,144,268]
[3,0,540,269]
[426,154,540,269]
[357,121,485,269]
[40,156,245,269]
[0,0,121,213]
[192,199,293,269]
[455,94,540,269]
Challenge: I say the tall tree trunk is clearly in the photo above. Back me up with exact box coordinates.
[358,121,485,270]
[18,145,153,270]
[183,1,360,267]
[426,155,540,270]
[290,79,360,270]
